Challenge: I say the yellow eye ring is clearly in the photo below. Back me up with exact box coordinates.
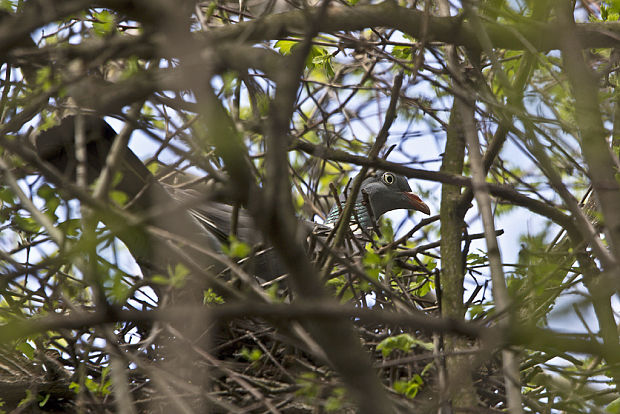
[382,172,395,185]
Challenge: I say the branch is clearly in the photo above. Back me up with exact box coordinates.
[204,1,620,52]
[2,303,619,363]
[293,141,576,232]
[194,53,397,413]
[458,75,523,412]
[0,303,485,344]
[558,3,620,266]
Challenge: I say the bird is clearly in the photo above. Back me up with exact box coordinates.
[34,116,430,283]
[324,170,430,234]
[181,170,430,243]
[177,169,430,282]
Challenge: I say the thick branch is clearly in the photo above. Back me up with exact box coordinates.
[558,3,620,266]
[204,1,620,52]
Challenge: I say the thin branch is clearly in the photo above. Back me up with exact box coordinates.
[458,92,524,413]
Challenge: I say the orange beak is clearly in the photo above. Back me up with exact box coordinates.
[404,192,431,215]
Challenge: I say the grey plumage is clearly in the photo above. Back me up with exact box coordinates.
[325,170,430,232]
[174,170,429,282]
[33,116,430,283]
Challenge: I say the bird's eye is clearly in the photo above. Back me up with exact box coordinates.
[382,172,395,185]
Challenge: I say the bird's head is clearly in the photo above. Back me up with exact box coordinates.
[359,170,430,218]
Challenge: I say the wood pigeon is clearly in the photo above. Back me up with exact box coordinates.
[325,170,430,233]
[177,170,430,282]
[179,170,430,242]
[33,116,430,283]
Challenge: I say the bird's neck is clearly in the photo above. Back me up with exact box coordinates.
[325,200,373,231]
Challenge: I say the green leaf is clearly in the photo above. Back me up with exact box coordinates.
[16,341,35,360]
[468,304,487,319]
[205,1,217,18]
[120,56,141,80]
[203,288,225,304]
[363,250,381,266]
[35,67,58,91]
[154,263,191,288]
[265,283,280,300]
[221,71,239,97]
[0,187,14,203]
[152,264,190,288]
[151,274,169,285]
[93,10,115,36]
[393,45,412,60]
[339,287,354,303]
[146,162,160,176]
[85,377,98,393]
[376,333,433,357]
[38,393,50,408]
[393,374,424,399]
[325,387,347,412]
[111,171,124,187]
[110,271,130,303]
[239,347,262,362]
[99,366,112,395]
[13,215,42,233]
[412,275,431,297]
[379,218,395,241]
[275,40,298,55]
[607,396,620,412]
[69,382,80,393]
[425,260,437,271]
[467,252,487,266]
[18,390,34,407]
[110,190,129,206]
[609,0,620,14]
[0,0,16,12]
[223,236,251,258]
[295,372,319,398]
[59,218,81,237]
[307,45,334,78]
[38,185,60,219]
[38,111,61,131]
[36,184,54,200]
[44,197,60,218]
[421,361,434,376]
[364,266,378,280]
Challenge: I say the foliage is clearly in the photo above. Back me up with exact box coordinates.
[377,333,433,357]
[0,0,618,413]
